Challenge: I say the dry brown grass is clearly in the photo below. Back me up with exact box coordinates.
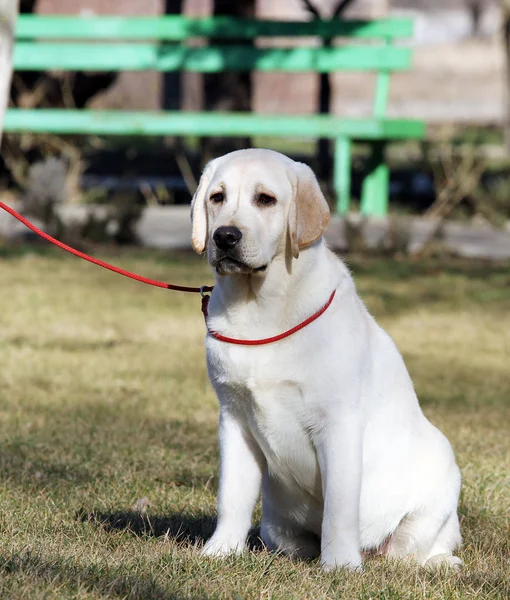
[0,247,508,599]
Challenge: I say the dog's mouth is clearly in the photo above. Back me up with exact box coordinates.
[213,254,267,275]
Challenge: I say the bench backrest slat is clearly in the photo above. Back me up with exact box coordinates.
[13,43,412,73]
[12,15,417,124]
[15,15,413,41]
[3,109,426,139]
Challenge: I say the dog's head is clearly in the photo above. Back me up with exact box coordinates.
[190,149,330,275]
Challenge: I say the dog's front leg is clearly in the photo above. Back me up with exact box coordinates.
[202,406,265,557]
[315,408,363,571]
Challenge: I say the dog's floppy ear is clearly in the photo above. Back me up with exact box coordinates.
[190,162,214,254]
[288,162,331,259]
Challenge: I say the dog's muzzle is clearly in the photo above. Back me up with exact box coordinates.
[211,226,267,274]
[213,226,243,252]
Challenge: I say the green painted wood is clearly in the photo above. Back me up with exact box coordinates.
[373,40,391,117]
[3,109,426,140]
[11,14,422,218]
[360,142,390,216]
[374,70,391,117]
[334,137,352,214]
[15,15,414,41]
[13,43,412,73]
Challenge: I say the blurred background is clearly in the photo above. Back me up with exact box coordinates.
[1,0,510,258]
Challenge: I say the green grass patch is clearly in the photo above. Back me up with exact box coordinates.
[0,248,508,599]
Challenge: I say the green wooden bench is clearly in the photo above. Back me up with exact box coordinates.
[6,15,425,216]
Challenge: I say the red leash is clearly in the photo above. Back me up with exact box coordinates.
[0,200,335,346]
[0,200,213,294]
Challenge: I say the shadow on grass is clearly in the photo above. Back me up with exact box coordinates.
[0,549,192,600]
[5,333,132,352]
[346,255,510,282]
[0,241,200,266]
[0,400,217,508]
[0,239,85,260]
[76,508,510,598]
[78,509,264,552]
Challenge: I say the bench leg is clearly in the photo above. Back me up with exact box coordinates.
[360,142,389,217]
[334,136,351,214]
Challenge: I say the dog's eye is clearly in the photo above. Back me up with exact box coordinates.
[257,193,277,207]
[210,192,224,204]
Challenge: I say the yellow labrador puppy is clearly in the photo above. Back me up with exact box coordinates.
[191,149,462,570]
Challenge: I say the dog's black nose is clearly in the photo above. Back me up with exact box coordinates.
[213,226,243,251]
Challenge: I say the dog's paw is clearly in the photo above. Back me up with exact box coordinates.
[320,550,363,572]
[201,536,245,558]
[424,554,463,570]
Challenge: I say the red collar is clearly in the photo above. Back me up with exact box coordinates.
[201,289,336,346]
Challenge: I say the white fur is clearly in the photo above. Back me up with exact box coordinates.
[192,149,462,570]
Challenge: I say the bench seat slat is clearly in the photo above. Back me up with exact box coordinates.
[4,109,425,140]
[15,15,414,41]
[13,43,412,73]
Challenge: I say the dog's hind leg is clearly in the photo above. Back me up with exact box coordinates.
[422,512,462,569]
[387,510,462,568]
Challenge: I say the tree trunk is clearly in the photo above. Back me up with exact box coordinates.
[202,0,255,160]
[162,0,183,111]
[0,0,19,146]
[467,0,483,37]
[302,0,358,179]
[317,44,332,179]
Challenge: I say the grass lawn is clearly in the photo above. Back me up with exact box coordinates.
[0,246,508,599]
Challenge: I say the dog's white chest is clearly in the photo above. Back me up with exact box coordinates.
[207,341,321,497]
[247,383,320,496]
